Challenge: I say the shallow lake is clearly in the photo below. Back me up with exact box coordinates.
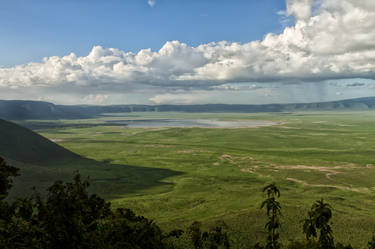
[106,119,279,128]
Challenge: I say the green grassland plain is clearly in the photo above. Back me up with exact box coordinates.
[12,112,375,248]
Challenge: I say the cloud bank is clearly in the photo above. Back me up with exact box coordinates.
[1,0,375,102]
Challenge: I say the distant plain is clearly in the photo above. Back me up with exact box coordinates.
[10,111,375,248]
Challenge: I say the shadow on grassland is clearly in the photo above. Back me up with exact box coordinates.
[8,157,182,201]
[0,118,182,200]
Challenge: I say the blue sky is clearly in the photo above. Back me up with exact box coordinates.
[0,0,286,66]
[0,0,375,105]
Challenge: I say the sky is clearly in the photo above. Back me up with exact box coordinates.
[1,0,375,105]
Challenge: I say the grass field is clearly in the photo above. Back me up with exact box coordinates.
[11,111,375,248]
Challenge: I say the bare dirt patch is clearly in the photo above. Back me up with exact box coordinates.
[279,126,301,129]
[238,160,371,192]
[337,123,354,127]
[214,154,253,166]
[240,168,255,173]
[286,177,370,193]
[219,154,234,163]
[50,138,66,143]
[275,165,342,179]
[137,144,173,148]
[312,121,328,124]
[177,149,210,154]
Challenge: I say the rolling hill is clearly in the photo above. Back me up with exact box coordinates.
[1,97,375,120]
[0,118,81,164]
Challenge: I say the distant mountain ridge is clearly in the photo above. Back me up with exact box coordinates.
[1,97,375,120]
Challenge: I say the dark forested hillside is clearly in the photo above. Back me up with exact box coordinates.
[1,97,375,120]
[0,119,81,163]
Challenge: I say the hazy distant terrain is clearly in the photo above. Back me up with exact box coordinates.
[1,97,375,120]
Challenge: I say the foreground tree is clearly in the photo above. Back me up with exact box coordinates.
[0,156,21,245]
[187,221,230,249]
[368,235,375,249]
[0,156,19,200]
[260,183,282,249]
[0,156,178,249]
[34,173,112,249]
[302,199,334,249]
[97,208,168,249]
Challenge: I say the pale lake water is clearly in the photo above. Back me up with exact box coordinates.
[106,119,279,128]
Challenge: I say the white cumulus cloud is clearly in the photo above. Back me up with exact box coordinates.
[286,0,314,20]
[1,0,375,94]
[147,0,156,7]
